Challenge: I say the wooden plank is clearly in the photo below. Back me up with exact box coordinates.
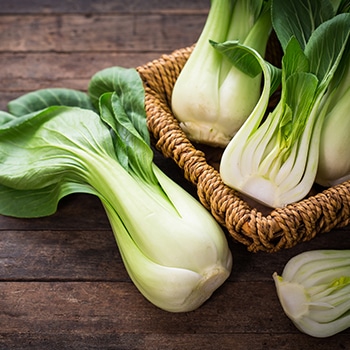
[0,281,316,333]
[0,51,168,110]
[1,215,349,281]
[0,0,210,14]
[1,333,349,350]
[0,14,204,52]
[0,52,171,90]
[0,282,348,349]
[230,228,350,282]
[0,194,109,231]
[0,52,165,80]
[0,230,124,281]
[0,1,349,347]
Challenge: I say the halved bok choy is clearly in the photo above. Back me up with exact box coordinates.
[316,41,350,186]
[218,0,350,207]
[273,250,350,338]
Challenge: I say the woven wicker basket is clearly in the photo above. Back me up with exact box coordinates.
[137,44,350,253]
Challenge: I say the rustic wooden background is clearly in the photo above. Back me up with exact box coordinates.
[0,1,349,349]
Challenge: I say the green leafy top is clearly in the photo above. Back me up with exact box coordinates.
[8,88,94,116]
[0,106,115,217]
[88,67,156,185]
[219,0,350,207]
[0,67,158,216]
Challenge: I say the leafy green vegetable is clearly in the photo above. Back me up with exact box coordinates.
[8,88,94,116]
[171,0,272,147]
[316,39,350,186]
[219,0,350,207]
[273,250,350,338]
[0,68,232,312]
[0,111,16,125]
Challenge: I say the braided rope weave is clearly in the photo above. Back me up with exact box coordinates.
[137,46,350,253]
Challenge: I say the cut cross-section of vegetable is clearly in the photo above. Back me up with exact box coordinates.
[273,250,350,338]
[219,0,350,207]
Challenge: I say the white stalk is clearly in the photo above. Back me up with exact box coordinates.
[86,154,232,312]
[273,250,350,338]
[316,86,350,186]
[171,0,271,147]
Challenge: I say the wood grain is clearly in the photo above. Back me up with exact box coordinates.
[0,0,210,14]
[0,0,349,349]
[0,14,204,52]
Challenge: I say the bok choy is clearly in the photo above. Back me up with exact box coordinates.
[273,250,350,338]
[219,0,350,207]
[316,41,350,186]
[0,67,232,312]
[171,0,272,147]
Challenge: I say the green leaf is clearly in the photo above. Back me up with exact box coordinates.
[99,92,129,170]
[283,71,319,144]
[0,106,117,217]
[89,67,156,184]
[98,91,157,185]
[272,0,336,51]
[305,13,350,87]
[336,0,350,13]
[211,39,282,96]
[89,67,150,144]
[88,66,122,107]
[8,88,94,116]
[0,111,16,125]
[281,37,309,81]
[210,40,262,77]
[0,182,95,218]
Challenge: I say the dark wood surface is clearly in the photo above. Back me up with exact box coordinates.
[0,1,349,349]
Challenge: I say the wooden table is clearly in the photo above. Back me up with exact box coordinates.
[0,1,349,349]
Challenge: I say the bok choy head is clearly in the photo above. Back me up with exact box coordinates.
[0,67,232,312]
[315,38,350,186]
[273,250,350,338]
[219,0,350,208]
[171,0,272,147]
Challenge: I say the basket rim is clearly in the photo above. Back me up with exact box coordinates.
[137,46,350,252]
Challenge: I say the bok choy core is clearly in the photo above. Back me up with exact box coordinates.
[0,67,232,313]
[171,0,272,147]
[273,250,350,338]
[219,0,350,207]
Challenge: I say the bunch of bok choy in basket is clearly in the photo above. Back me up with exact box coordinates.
[0,67,232,313]
[171,0,272,147]
[273,249,350,338]
[218,0,350,208]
